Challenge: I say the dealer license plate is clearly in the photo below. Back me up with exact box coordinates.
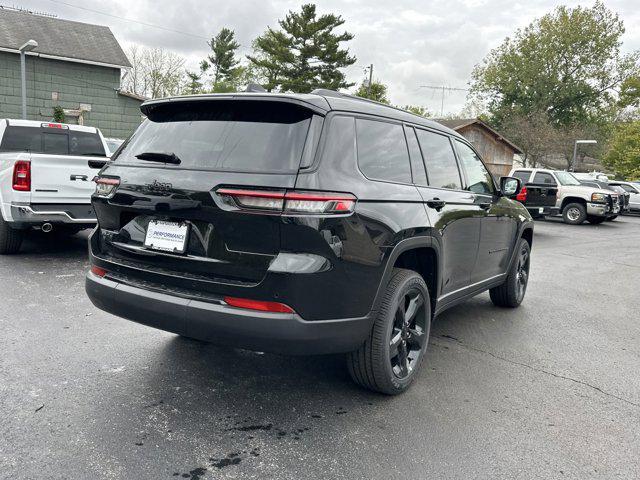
[144,220,189,253]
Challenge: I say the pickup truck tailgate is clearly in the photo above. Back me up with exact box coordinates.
[30,154,105,203]
[525,183,557,207]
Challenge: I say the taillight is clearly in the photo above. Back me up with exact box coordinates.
[216,188,356,215]
[12,161,31,191]
[90,265,107,277]
[516,186,527,202]
[41,122,68,129]
[93,176,120,197]
[224,296,295,314]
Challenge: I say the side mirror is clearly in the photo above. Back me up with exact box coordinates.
[500,176,522,197]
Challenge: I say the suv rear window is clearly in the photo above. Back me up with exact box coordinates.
[0,126,106,156]
[512,170,531,183]
[114,101,313,173]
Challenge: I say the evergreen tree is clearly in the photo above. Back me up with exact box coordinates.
[248,4,356,93]
[207,27,241,90]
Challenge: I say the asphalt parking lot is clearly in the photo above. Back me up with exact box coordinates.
[1,215,639,480]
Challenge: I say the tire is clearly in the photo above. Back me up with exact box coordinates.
[587,216,606,224]
[606,215,618,222]
[347,268,431,395]
[562,202,587,225]
[0,215,25,254]
[490,238,530,308]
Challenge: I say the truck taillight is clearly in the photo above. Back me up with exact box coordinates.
[516,186,527,202]
[216,188,357,215]
[12,161,31,191]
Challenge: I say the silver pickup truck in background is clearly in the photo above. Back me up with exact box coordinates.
[0,119,109,254]
[509,168,621,225]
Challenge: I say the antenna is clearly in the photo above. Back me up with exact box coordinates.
[0,4,58,17]
[418,85,469,117]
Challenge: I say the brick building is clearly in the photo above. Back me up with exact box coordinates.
[0,8,143,138]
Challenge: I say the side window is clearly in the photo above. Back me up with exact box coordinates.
[69,132,106,157]
[356,118,411,184]
[533,172,557,185]
[43,133,69,155]
[415,129,461,190]
[620,184,638,193]
[454,140,495,195]
[512,170,532,184]
[404,126,427,185]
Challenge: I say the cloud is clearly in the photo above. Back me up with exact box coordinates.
[21,0,640,114]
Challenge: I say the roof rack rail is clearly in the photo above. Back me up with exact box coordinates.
[311,88,431,120]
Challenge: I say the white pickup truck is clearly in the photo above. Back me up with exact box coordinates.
[0,119,109,254]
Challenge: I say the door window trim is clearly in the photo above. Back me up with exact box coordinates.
[452,137,497,196]
[413,125,466,192]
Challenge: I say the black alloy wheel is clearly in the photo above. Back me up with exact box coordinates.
[389,288,427,379]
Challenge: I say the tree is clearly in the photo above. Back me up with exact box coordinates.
[207,27,241,91]
[354,80,389,104]
[470,1,640,128]
[248,4,356,93]
[402,105,431,118]
[184,60,210,95]
[52,105,65,123]
[122,45,186,99]
[603,121,640,179]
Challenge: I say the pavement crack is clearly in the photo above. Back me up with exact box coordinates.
[432,336,640,409]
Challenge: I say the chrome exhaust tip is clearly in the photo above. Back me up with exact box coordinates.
[41,223,53,233]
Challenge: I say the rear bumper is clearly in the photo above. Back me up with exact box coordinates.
[527,206,559,217]
[85,271,373,355]
[10,203,97,226]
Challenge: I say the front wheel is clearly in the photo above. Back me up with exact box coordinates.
[606,215,618,222]
[347,268,431,395]
[490,238,530,308]
[562,202,587,225]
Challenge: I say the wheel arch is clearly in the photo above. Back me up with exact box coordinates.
[371,237,440,316]
[561,196,587,211]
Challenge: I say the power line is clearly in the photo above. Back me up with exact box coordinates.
[45,0,209,40]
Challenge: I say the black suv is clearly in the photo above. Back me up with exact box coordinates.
[86,91,533,394]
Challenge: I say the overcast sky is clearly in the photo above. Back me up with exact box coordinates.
[18,0,640,114]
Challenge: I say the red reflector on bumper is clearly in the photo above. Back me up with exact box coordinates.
[90,265,107,277]
[224,296,295,314]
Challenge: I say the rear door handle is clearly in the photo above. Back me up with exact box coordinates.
[426,198,446,211]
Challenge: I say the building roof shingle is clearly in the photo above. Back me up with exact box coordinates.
[0,8,130,68]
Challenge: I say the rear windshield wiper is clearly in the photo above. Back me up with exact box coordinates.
[135,152,181,165]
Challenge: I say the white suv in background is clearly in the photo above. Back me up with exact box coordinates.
[509,168,620,225]
[0,119,109,254]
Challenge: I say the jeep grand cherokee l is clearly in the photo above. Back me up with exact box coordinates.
[86,91,533,394]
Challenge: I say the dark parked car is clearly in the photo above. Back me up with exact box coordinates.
[86,91,534,394]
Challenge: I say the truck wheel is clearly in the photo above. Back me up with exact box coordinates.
[562,203,587,225]
[606,215,618,221]
[0,216,25,254]
[347,268,431,395]
[490,238,530,308]
[587,216,606,224]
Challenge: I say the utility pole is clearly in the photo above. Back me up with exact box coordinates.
[19,40,38,119]
[367,64,373,97]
